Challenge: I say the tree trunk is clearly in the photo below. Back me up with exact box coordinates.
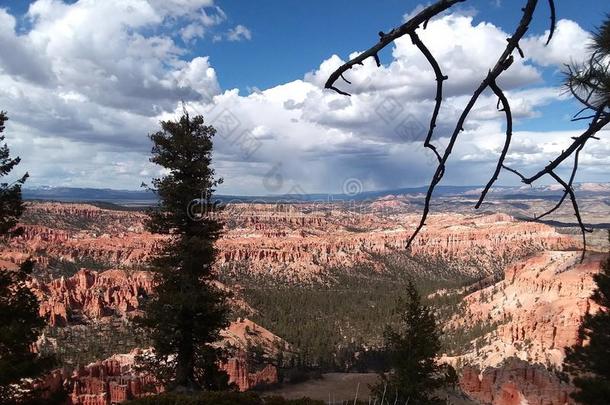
[174,318,195,390]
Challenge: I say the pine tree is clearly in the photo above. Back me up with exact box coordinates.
[563,231,610,404]
[372,281,445,404]
[565,14,610,111]
[0,111,27,236]
[137,110,230,392]
[444,364,459,390]
[562,17,610,403]
[0,111,53,403]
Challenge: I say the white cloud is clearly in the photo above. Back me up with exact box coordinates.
[179,6,227,42]
[522,19,592,67]
[0,2,605,194]
[0,8,54,84]
[180,23,205,42]
[226,25,252,42]
[306,15,542,97]
[147,0,215,16]
[0,0,230,188]
[403,3,429,22]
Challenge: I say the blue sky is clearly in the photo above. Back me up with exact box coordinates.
[4,0,605,92]
[207,1,608,92]
[0,0,608,194]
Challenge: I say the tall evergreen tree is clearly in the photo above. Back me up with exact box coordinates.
[372,281,445,404]
[565,14,610,111]
[561,18,610,404]
[137,110,230,391]
[0,111,53,403]
[563,231,610,404]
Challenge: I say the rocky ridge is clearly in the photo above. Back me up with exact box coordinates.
[2,202,602,403]
[449,251,602,369]
[449,251,604,404]
[39,319,287,404]
[460,358,575,405]
[3,203,579,284]
[29,268,154,327]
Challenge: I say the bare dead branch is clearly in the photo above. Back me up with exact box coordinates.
[324,0,601,258]
[324,0,465,95]
[406,0,540,248]
[476,81,512,208]
[373,53,381,67]
[409,31,447,163]
[514,41,525,58]
[573,106,592,120]
[328,86,352,97]
[535,143,584,220]
[523,112,610,184]
[548,170,592,260]
[546,0,556,45]
[502,164,528,182]
[571,114,599,122]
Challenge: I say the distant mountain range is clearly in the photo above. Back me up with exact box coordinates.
[22,183,610,206]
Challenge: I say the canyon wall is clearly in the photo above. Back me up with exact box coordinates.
[30,269,154,326]
[449,251,604,404]
[460,358,575,405]
[449,251,602,369]
[37,349,159,405]
[5,203,579,283]
[39,319,286,404]
[4,202,602,403]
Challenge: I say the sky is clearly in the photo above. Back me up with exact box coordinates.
[0,0,608,195]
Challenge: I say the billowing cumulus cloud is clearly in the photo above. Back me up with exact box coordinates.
[522,19,592,68]
[193,15,607,194]
[0,2,606,194]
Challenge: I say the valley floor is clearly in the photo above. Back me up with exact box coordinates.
[263,373,477,404]
[263,373,377,402]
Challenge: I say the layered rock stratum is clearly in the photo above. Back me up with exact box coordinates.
[1,201,605,404]
[449,251,602,369]
[30,269,154,327]
[38,319,287,403]
[4,202,578,282]
[460,358,574,405]
[448,252,604,404]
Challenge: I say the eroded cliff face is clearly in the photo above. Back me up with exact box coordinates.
[460,358,575,405]
[219,318,288,391]
[41,350,160,405]
[4,202,601,402]
[217,211,576,281]
[4,203,579,284]
[7,224,164,270]
[448,251,604,404]
[29,269,154,326]
[28,267,284,394]
[38,319,286,403]
[449,251,602,370]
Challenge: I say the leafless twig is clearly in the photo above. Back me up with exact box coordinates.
[324,0,465,96]
[534,144,584,221]
[325,0,609,257]
[406,0,539,248]
[409,31,446,164]
[545,0,556,45]
[548,170,593,260]
[476,80,512,208]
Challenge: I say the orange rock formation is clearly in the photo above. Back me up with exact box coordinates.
[3,203,578,283]
[450,251,602,369]
[460,358,575,405]
[30,269,154,326]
